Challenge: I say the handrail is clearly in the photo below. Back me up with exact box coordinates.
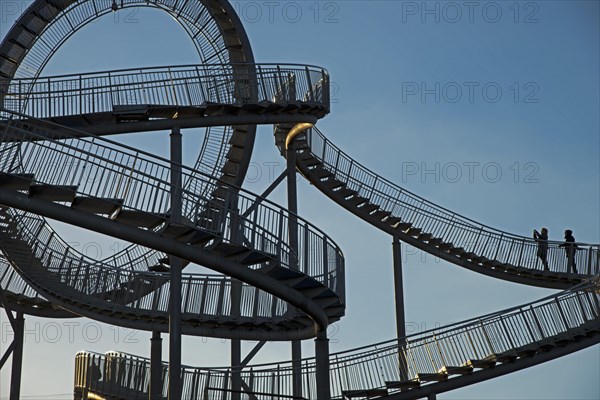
[298,126,599,275]
[0,64,330,120]
[74,276,600,399]
[0,109,342,292]
[2,209,304,327]
[0,109,344,327]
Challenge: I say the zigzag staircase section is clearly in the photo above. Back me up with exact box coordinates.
[0,112,344,340]
[73,276,600,399]
[274,125,599,289]
[0,248,74,318]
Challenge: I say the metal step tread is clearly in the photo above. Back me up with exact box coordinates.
[465,358,497,369]
[438,365,473,375]
[342,388,388,399]
[112,210,168,229]
[71,196,123,215]
[29,184,77,202]
[0,172,34,190]
[385,379,421,390]
[416,372,448,382]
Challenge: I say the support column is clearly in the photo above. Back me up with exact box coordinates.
[150,331,162,400]
[169,126,183,400]
[9,312,24,400]
[286,140,303,398]
[291,341,302,398]
[392,235,408,381]
[231,339,241,400]
[315,330,330,400]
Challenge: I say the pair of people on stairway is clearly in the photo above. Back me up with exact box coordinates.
[533,228,578,273]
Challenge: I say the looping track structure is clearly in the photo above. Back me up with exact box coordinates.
[0,1,598,400]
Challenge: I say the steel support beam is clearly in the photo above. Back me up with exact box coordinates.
[231,339,242,400]
[9,312,24,400]
[241,170,287,219]
[392,235,408,381]
[241,341,266,367]
[150,331,162,400]
[286,140,303,398]
[0,289,24,396]
[29,113,319,138]
[169,126,183,400]
[0,341,16,369]
[0,189,331,335]
[315,329,331,400]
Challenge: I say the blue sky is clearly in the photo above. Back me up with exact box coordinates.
[1,1,599,399]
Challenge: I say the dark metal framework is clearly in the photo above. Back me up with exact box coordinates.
[282,126,600,286]
[73,277,600,398]
[0,2,598,400]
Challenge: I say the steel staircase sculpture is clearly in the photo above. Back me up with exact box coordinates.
[0,1,598,399]
[274,125,599,289]
[73,276,600,399]
[0,110,344,340]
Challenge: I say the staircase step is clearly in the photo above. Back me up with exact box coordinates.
[29,184,77,202]
[385,379,420,390]
[360,203,379,214]
[438,365,473,375]
[113,210,168,229]
[148,264,170,273]
[160,223,198,240]
[416,373,447,382]
[187,230,218,245]
[299,286,330,299]
[325,179,344,190]
[516,345,539,357]
[438,242,454,251]
[337,188,358,199]
[316,168,334,180]
[371,210,391,221]
[71,196,123,215]
[342,388,388,399]
[465,358,497,369]
[349,196,368,207]
[428,237,442,246]
[211,242,251,258]
[418,232,433,241]
[0,173,34,190]
[301,156,320,167]
[239,250,273,265]
[496,351,518,363]
[394,222,412,230]
[405,227,421,237]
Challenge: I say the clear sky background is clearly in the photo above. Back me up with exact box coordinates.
[1,1,599,399]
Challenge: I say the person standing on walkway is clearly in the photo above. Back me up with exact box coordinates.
[559,229,578,273]
[533,227,549,271]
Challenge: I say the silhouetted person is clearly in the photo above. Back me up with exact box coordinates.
[559,229,578,273]
[533,228,549,271]
[89,360,102,385]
